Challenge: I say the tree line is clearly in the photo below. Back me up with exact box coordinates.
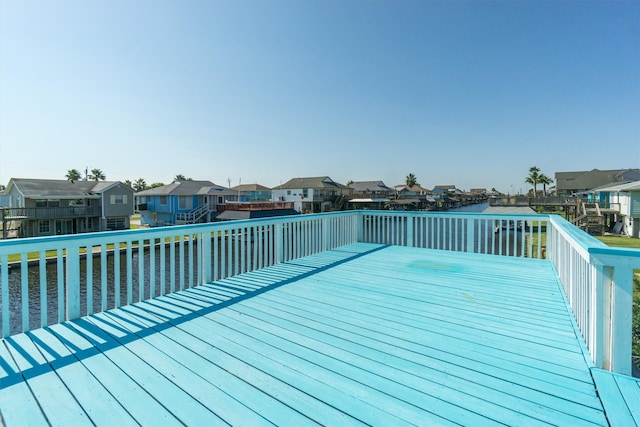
[525,166,553,196]
[64,169,192,192]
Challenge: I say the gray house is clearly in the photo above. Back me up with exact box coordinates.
[1,178,134,238]
[555,169,640,196]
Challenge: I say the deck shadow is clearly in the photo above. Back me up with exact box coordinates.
[1,244,388,385]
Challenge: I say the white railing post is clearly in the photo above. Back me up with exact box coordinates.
[590,264,606,369]
[406,213,414,247]
[356,212,364,243]
[322,217,329,251]
[590,251,634,375]
[202,231,212,284]
[466,217,475,253]
[275,222,283,264]
[66,245,81,320]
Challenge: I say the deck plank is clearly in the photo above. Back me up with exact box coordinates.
[0,243,626,426]
[0,338,49,426]
[592,368,640,426]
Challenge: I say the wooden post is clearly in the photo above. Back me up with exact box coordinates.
[66,246,81,320]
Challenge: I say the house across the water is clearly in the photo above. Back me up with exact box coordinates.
[136,180,238,227]
[1,178,134,238]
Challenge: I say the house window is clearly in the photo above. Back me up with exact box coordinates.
[47,200,60,208]
[85,218,92,230]
[36,200,47,208]
[160,196,168,205]
[287,190,291,196]
[218,196,223,204]
[39,220,50,234]
[302,189,308,198]
[178,196,192,210]
[110,194,128,204]
[106,217,126,230]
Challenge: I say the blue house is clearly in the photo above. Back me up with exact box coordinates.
[136,180,237,226]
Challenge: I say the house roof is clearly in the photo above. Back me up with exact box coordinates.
[555,169,640,191]
[274,176,346,190]
[232,183,271,191]
[592,181,640,192]
[8,178,124,199]
[394,185,430,193]
[348,181,393,193]
[136,180,235,196]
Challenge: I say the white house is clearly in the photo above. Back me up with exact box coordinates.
[595,181,640,237]
[272,176,347,213]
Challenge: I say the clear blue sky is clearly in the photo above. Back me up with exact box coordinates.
[1,0,639,193]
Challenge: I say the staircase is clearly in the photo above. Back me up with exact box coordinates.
[572,201,605,235]
[1,220,23,239]
[175,204,210,225]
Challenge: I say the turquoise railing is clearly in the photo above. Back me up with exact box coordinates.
[1,210,638,374]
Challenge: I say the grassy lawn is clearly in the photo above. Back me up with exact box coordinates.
[596,235,640,249]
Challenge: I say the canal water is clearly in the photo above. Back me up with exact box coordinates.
[2,247,200,335]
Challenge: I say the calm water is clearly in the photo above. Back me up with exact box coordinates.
[448,201,490,213]
[2,248,197,335]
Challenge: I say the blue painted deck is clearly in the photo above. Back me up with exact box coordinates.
[0,243,637,425]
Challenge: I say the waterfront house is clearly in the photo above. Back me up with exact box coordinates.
[555,168,640,196]
[393,184,431,196]
[432,185,462,195]
[348,180,395,198]
[347,181,394,210]
[1,178,134,238]
[272,176,349,213]
[231,183,272,202]
[590,180,640,237]
[136,180,238,227]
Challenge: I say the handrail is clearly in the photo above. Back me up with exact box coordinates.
[0,211,358,338]
[547,215,639,374]
[1,210,637,375]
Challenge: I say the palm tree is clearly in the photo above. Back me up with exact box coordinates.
[405,173,419,187]
[538,174,553,196]
[133,178,147,192]
[525,166,541,196]
[66,169,82,181]
[89,168,106,181]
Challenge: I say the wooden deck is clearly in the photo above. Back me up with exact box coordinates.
[0,243,636,425]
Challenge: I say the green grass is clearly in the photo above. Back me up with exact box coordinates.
[595,235,640,249]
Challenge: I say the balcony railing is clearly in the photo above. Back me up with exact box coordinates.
[0,211,638,374]
[0,206,101,220]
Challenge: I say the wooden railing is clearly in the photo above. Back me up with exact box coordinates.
[0,210,638,374]
[0,212,358,338]
[547,215,639,375]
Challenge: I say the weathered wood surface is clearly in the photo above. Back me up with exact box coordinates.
[0,242,630,425]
